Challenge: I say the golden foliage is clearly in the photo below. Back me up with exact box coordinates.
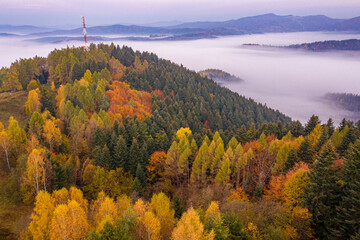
[43,118,62,151]
[116,194,132,220]
[283,168,310,209]
[50,201,89,240]
[227,187,249,202]
[91,191,118,231]
[52,188,69,206]
[172,207,214,240]
[25,89,41,115]
[22,148,47,201]
[150,192,175,239]
[134,198,148,239]
[246,222,262,240]
[143,211,161,240]
[28,191,55,240]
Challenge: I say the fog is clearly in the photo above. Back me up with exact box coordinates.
[1,32,360,124]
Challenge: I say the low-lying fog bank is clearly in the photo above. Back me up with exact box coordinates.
[1,32,360,124]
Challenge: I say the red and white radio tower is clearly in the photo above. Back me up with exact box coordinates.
[81,16,88,50]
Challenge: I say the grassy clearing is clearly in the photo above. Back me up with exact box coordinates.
[0,172,33,240]
[0,198,33,239]
[0,91,28,128]
[0,91,32,238]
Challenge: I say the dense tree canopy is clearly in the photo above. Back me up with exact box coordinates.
[0,44,359,239]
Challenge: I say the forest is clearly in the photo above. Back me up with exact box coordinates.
[323,92,360,113]
[287,39,360,52]
[0,43,360,240]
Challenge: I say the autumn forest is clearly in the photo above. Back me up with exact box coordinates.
[0,43,360,240]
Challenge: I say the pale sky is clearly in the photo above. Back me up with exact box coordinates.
[1,0,360,27]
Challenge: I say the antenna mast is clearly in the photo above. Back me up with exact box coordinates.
[81,16,88,50]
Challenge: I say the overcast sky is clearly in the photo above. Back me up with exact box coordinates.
[1,0,360,27]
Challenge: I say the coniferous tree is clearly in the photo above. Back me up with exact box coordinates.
[284,148,299,171]
[254,183,263,199]
[173,196,185,220]
[314,125,329,153]
[112,136,128,171]
[338,126,357,156]
[236,125,248,144]
[135,163,146,188]
[339,118,349,132]
[107,131,118,154]
[40,87,55,116]
[131,177,143,196]
[304,115,320,135]
[298,138,314,164]
[290,120,304,137]
[222,213,248,240]
[92,128,106,147]
[129,138,140,175]
[53,164,67,190]
[305,142,341,239]
[326,118,335,137]
[140,143,149,167]
[92,145,110,169]
[335,140,360,239]
[247,124,257,141]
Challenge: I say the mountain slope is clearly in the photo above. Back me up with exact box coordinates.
[331,16,360,31]
[29,24,206,37]
[169,14,343,34]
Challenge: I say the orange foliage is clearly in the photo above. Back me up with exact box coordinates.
[227,187,249,202]
[264,162,309,201]
[106,81,152,121]
[243,140,264,153]
[265,134,277,143]
[264,174,286,201]
[332,158,344,167]
[147,151,167,183]
[153,89,165,100]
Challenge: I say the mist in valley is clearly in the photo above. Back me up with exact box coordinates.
[1,31,360,124]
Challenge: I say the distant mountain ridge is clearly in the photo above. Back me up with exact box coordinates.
[2,13,360,42]
[170,14,343,32]
[0,24,52,34]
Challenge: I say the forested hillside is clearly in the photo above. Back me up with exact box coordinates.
[0,44,360,240]
[288,39,360,51]
[324,92,360,112]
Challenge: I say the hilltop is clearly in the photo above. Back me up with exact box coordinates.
[198,69,244,86]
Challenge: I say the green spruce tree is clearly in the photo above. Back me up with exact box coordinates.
[338,126,357,156]
[284,148,299,171]
[304,115,320,135]
[298,138,314,164]
[335,140,360,239]
[305,142,341,239]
